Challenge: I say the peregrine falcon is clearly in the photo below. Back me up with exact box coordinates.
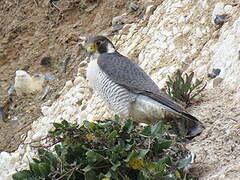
[85,35,204,137]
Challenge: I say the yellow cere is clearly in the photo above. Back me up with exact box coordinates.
[102,178,111,180]
[87,44,96,52]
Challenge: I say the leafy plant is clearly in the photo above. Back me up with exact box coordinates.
[13,117,197,180]
[166,70,206,107]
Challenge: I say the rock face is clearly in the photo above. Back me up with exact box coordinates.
[1,0,240,179]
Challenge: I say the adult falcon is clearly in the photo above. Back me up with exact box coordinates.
[85,35,204,138]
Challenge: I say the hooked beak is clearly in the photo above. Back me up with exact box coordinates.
[85,44,96,61]
[86,51,93,62]
[84,41,97,62]
[87,51,93,58]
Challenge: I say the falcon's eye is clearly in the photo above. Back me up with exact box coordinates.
[96,41,101,46]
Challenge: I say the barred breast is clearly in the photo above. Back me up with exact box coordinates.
[86,60,137,118]
[86,60,193,125]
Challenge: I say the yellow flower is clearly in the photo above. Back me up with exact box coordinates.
[129,158,143,170]
[175,170,181,178]
[102,178,111,180]
[85,133,94,142]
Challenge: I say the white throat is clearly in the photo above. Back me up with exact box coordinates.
[106,43,115,53]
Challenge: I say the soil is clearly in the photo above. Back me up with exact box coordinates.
[187,87,240,178]
[0,0,147,152]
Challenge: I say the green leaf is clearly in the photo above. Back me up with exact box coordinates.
[124,144,133,151]
[151,122,164,136]
[105,169,119,179]
[138,149,149,159]
[38,163,50,177]
[13,116,197,180]
[83,121,96,130]
[29,163,41,176]
[165,70,205,108]
[167,75,173,84]
[140,126,151,136]
[154,162,165,176]
[158,157,172,166]
[186,72,194,87]
[122,119,134,133]
[82,165,92,172]
[108,130,118,140]
[32,158,40,163]
[62,120,70,127]
[86,150,104,163]
[110,152,119,161]
[53,123,63,129]
[54,144,63,157]
[154,141,172,152]
[84,170,96,180]
[111,161,121,171]
[38,149,58,168]
[124,150,138,162]
[12,170,33,180]
[114,115,120,121]
[177,154,193,169]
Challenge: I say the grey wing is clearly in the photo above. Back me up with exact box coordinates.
[97,53,186,115]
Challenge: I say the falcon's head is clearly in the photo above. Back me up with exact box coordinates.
[85,36,116,56]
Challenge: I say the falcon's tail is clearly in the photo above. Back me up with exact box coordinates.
[181,112,204,138]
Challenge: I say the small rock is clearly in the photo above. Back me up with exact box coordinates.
[214,14,228,26]
[40,56,51,66]
[172,26,178,35]
[112,14,126,26]
[120,24,131,35]
[0,151,10,162]
[44,73,55,81]
[65,80,73,89]
[138,10,145,19]
[40,85,50,100]
[0,48,7,64]
[208,68,221,78]
[212,2,225,17]
[159,42,168,49]
[79,60,88,67]
[87,114,94,122]
[7,87,16,96]
[73,20,81,28]
[9,152,20,165]
[182,25,191,34]
[85,3,98,13]
[0,106,6,122]
[32,131,44,142]
[210,77,223,88]
[78,111,87,124]
[62,56,71,73]
[74,76,84,85]
[111,24,124,32]
[224,5,233,14]
[50,0,60,3]
[9,118,19,128]
[195,27,203,38]
[129,2,139,11]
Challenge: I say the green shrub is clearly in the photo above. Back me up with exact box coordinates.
[166,70,206,107]
[13,117,197,180]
